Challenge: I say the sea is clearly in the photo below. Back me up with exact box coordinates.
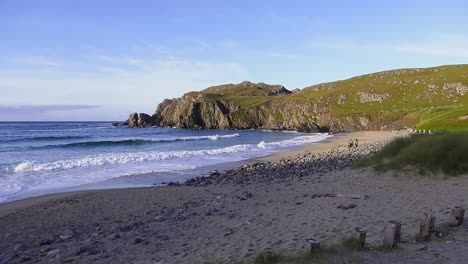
[0,122,331,203]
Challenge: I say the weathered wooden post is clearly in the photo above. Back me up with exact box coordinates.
[450,206,465,227]
[305,239,320,254]
[418,213,436,241]
[383,221,401,249]
[354,227,367,248]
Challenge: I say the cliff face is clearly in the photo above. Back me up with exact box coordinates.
[128,65,468,131]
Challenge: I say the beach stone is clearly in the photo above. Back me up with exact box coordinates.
[155,215,166,222]
[40,246,53,253]
[47,249,61,258]
[108,233,120,240]
[38,238,53,246]
[60,229,75,240]
[132,237,143,245]
[337,204,357,210]
[17,254,31,263]
[14,243,26,252]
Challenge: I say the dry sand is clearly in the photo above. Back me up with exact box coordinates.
[0,131,467,264]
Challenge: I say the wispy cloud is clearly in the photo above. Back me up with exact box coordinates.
[397,44,468,58]
[262,52,304,59]
[0,105,101,113]
[15,56,63,67]
[308,34,468,58]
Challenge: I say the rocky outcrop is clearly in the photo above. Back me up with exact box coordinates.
[128,113,155,128]
[127,65,468,131]
[442,82,468,96]
[358,92,390,103]
[128,81,410,132]
[128,113,139,128]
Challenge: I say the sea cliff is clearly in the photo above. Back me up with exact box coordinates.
[128,65,468,132]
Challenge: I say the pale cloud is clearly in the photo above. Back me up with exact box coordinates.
[262,52,303,59]
[220,40,239,49]
[0,56,249,120]
[15,56,63,67]
[0,105,101,112]
[308,34,468,58]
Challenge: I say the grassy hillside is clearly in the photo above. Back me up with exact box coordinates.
[197,65,468,131]
[295,64,468,130]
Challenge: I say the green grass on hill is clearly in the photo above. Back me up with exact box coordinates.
[195,65,468,131]
[355,132,468,176]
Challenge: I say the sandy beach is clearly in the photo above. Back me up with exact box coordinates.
[1,130,467,264]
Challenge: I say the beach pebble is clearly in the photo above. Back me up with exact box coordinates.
[14,243,26,252]
[337,204,357,210]
[17,254,31,263]
[60,229,75,240]
[154,215,166,222]
[47,249,61,258]
[132,237,143,245]
[108,233,120,240]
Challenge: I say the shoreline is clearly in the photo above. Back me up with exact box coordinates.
[0,130,400,212]
[4,130,466,263]
[0,131,332,205]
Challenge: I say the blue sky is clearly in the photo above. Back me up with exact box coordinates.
[1,0,468,121]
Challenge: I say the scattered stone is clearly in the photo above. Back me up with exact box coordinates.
[132,237,143,245]
[109,233,120,240]
[60,229,75,240]
[337,204,357,210]
[14,243,26,252]
[47,249,61,258]
[18,255,31,263]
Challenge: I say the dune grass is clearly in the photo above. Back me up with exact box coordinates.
[355,131,468,176]
[248,237,363,264]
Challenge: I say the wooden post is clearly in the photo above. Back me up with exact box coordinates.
[354,227,367,248]
[450,206,465,227]
[418,213,436,241]
[383,221,401,249]
[305,239,320,254]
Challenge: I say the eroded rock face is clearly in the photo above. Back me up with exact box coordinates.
[443,82,468,95]
[128,81,409,131]
[128,113,139,128]
[358,92,390,103]
[138,113,153,127]
[149,93,379,132]
[128,113,155,128]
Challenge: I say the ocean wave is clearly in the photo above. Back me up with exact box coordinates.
[11,143,255,172]
[2,135,90,143]
[32,133,241,149]
[9,133,331,173]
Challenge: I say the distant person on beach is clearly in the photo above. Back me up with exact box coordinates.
[355,138,359,147]
[348,139,354,148]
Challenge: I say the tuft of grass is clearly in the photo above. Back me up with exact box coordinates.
[253,250,282,264]
[340,236,364,251]
[355,131,468,176]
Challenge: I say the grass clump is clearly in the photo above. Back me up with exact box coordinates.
[249,238,364,264]
[356,131,468,176]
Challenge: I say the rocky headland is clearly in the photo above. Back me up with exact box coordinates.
[127,65,468,132]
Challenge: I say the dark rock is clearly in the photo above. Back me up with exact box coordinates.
[137,113,153,127]
[337,204,357,210]
[47,249,61,258]
[128,112,139,128]
[108,233,120,240]
[14,243,26,252]
[132,237,143,245]
[18,255,31,263]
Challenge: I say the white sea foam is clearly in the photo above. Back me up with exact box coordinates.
[10,133,330,173]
